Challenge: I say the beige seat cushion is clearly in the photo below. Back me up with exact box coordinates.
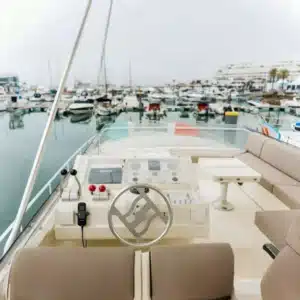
[150,243,234,300]
[273,185,300,209]
[260,139,300,182]
[261,218,300,300]
[244,132,269,157]
[255,210,300,249]
[9,247,134,300]
[237,153,298,192]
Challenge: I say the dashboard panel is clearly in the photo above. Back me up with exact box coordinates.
[122,157,184,185]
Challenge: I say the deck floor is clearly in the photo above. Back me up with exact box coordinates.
[195,158,288,281]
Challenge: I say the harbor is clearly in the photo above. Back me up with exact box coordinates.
[2,0,300,298]
[0,100,299,239]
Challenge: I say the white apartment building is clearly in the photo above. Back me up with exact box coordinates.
[215,61,300,81]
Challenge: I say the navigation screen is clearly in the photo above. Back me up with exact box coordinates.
[88,168,122,184]
[148,160,161,171]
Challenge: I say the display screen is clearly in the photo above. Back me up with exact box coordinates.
[148,160,161,171]
[88,168,122,184]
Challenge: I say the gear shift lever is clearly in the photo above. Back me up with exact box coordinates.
[70,169,82,198]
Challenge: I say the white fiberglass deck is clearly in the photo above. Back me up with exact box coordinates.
[196,158,288,279]
[0,124,291,300]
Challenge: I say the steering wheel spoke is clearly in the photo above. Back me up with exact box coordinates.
[108,183,173,247]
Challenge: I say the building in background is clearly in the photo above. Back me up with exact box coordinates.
[215,61,300,82]
[0,75,19,87]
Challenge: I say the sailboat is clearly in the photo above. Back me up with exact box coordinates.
[0,1,299,300]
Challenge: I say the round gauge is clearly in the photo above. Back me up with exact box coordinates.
[131,163,141,170]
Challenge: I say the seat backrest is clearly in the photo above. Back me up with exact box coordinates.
[260,139,300,181]
[150,243,234,300]
[8,247,135,300]
[261,218,300,300]
[244,132,269,157]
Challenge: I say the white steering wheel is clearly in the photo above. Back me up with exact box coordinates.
[108,183,173,247]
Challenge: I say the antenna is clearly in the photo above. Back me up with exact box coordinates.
[97,0,114,86]
[4,0,93,255]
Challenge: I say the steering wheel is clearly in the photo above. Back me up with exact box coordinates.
[108,183,173,247]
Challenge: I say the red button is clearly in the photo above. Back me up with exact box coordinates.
[99,185,106,192]
[88,184,96,192]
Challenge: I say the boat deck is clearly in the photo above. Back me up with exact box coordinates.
[0,153,290,299]
[36,158,288,282]
[194,159,288,280]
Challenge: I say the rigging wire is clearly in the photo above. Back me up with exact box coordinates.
[97,0,114,86]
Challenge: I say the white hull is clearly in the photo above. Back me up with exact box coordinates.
[70,108,93,115]
[69,103,94,115]
[96,106,116,116]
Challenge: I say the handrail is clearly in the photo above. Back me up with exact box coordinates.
[4,0,93,254]
[0,134,96,247]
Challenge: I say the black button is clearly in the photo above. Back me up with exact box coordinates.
[172,177,178,182]
[133,177,138,182]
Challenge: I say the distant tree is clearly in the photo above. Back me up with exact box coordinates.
[269,68,278,89]
[277,69,289,90]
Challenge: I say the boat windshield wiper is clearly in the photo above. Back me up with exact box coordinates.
[3,0,93,255]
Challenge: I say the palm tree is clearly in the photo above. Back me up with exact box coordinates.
[277,69,290,90]
[269,68,278,90]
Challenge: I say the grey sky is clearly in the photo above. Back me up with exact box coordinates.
[1,0,300,86]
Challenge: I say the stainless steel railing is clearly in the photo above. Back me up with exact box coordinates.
[3,0,93,254]
[0,134,96,250]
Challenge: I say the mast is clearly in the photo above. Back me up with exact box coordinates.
[4,0,93,255]
[48,60,53,89]
[97,0,114,86]
[129,60,132,89]
[104,58,108,94]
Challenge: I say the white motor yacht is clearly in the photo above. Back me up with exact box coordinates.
[28,92,46,102]
[123,95,141,111]
[1,2,299,300]
[1,118,298,300]
[68,103,94,115]
[95,105,114,116]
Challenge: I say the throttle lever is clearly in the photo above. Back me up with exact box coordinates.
[70,169,82,198]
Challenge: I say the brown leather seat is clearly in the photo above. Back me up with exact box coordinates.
[149,220,300,300]
[8,247,135,300]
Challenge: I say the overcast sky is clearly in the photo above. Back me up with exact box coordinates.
[1,0,300,86]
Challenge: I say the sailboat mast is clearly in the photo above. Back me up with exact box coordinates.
[4,0,93,254]
[97,0,114,86]
[48,60,53,89]
[104,58,108,94]
[129,60,132,89]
